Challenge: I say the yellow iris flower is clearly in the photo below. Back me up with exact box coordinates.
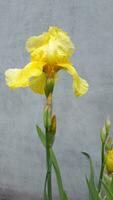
[106,150,113,174]
[5,26,89,96]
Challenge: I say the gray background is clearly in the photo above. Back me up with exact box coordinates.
[0,0,113,199]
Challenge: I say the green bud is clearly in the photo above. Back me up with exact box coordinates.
[43,106,51,129]
[105,143,112,152]
[51,115,57,135]
[105,137,113,151]
[105,117,111,135]
[100,124,107,143]
[48,134,55,147]
[44,78,54,97]
[47,115,57,147]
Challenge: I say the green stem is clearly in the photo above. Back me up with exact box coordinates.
[43,171,49,199]
[46,127,52,200]
[45,92,53,200]
[98,142,105,192]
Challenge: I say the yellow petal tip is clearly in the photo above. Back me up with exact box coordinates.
[73,78,89,97]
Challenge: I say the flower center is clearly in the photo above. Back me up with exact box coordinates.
[43,65,60,78]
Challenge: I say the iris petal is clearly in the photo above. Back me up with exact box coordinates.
[26,33,49,53]
[26,27,75,65]
[58,62,89,96]
[29,73,46,94]
[5,62,44,89]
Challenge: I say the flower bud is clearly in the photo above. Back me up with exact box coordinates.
[43,106,51,129]
[51,115,57,135]
[106,150,113,174]
[47,115,57,147]
[105,117,111,135]
[100,124,107,143]
[105,137,113,152]
[44,78,54,97]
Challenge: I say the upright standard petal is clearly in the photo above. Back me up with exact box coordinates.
[45,27,75,64]
[26,27,75,65]
[58,62,89,96]
[5,62,44,89]
[26,32,50,53]
[48,27,75,56]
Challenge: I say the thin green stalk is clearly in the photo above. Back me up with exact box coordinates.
[45,92,53,200]
[43,172,49,200]
[98,142,105,192]
[46,127,52,200]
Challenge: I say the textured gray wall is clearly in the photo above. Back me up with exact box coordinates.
[0,0,113,199]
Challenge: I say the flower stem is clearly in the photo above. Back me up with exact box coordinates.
[45,93,53,200]
[46,128,52,200]
[98,142,105,192]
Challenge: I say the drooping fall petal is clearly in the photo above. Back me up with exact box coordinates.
[29,73,46,94]
[73,76,89,97]
[58,62,89,96]
[5,62,44,89]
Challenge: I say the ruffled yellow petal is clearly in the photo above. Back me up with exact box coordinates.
[29,73,46,94]
[26,26,75,65]
[58,62,89,96]
[48,26,74,57]
[106,150,113,174]
[26,32,50,53]
[31,47,47,63]
[73,76,89,96]
[5,62,44,89]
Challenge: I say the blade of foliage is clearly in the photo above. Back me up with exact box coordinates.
[43,172,49,200]
[50,149,68,200]
[36,125,68,200]
[36,125,46,146]
[102,175,113,200]
[82,152,101,200]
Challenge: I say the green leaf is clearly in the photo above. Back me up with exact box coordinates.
[50,149,68,200]
[36,124,68,200]
[103,174,112,191]
[102,181,113,200]
[102,175,113,200]
[82,152,101,200]
[36,125,46,146]
[43,172,49,200]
